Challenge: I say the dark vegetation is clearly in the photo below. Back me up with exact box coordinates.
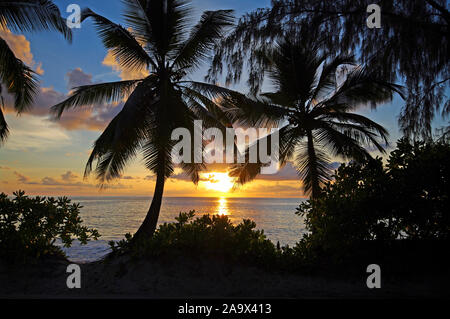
[223,36,402,198]
[0,191,99,263]
[295,138,450,276]
[50,1,253,240]
[109,211,298,271]
[209,0,449,140]
[104,138,449,277]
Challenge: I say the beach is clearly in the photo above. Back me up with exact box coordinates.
[0,254,445,298]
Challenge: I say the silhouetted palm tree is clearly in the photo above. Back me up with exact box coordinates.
[0,0,71,144]
[51,0,240,239]
[224,38,404,198]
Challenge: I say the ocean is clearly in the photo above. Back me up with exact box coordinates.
[62,197,307,263]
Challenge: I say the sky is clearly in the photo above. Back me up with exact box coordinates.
[0,0,446,198]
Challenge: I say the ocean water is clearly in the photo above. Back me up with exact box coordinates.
[61,197,307,263]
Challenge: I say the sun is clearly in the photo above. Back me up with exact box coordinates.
[201,172,234,193]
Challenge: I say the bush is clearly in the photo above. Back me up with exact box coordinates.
[109,211,297,270]
[0,190,100,263]
[296,138,450,263]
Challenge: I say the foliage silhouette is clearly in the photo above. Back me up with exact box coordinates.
[109,211,297,270]
[0,0,71,144]
[296,138,450,263]
[223,37,402,197]
[208,0,449,139]
[51,0,252,240]
[0,191,99,263]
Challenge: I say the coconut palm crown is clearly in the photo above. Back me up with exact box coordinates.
[223,37,404,198]
[51,0,241,239]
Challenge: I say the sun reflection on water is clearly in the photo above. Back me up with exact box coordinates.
[217,197,229,216]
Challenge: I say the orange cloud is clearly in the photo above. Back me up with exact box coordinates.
[3,68,122,132]
[0,28,44,75]
[102,50,149,81]
[61,171,79,182]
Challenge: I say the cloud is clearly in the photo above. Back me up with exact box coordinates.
[4,114,70,151]
[61,171,79,182]
[102,50,149,81]
[120,175,137,180]
[254,162,299,181]
[14,171,30,183]
[66,68,93,89]
[3,68,123,132]
[41,177,60,185]
[0,28,44,75]
[11,170,131,190]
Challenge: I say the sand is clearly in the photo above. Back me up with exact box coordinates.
[0,254,445,298]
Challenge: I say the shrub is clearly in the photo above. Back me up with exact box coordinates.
[109,211,297,270]
[0,190,100,263]
[296,138,450,263]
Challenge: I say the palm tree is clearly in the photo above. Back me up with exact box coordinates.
[51,0,242,239]
[223,38,404,198]
[0,0,71,144]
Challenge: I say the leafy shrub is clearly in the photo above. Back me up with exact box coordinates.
[110,211,297,270]
[296,138,450,263]
[0,190,100,263]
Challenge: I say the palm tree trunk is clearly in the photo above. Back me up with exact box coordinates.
[133,172,166,240]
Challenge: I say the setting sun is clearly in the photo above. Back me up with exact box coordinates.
[201,173,234,193]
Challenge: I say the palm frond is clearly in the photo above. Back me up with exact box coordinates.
[260,92,295,108]
[0,0,72,41]
[180,85,231,130]
[0,103,9,144]
[0,36,38,113]
[181,81,242,99]
[229,125,298,186]
[321,111,389,146]
[85,80,158,183]
[220,94,286,127]
[268,39,324,105]
[326,66,405,110]
[322,121,387,155]
[294,136,331,197]
[172,10,234,71]
[121,0,153,44]
[314,125,371,162]
[51,79,144,118]
[82,8,155,71]
[144,0,192,56]
[311,55,355,101]
[141,136,174,180]
[174,119,206,184]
